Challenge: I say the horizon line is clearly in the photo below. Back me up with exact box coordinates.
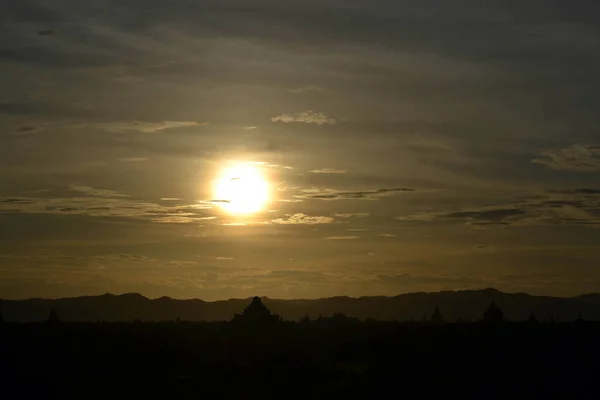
[2,287,599,303]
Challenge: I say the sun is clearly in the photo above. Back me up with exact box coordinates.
[213,163,270,215]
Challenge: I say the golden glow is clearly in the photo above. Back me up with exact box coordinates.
[213,163,270,215]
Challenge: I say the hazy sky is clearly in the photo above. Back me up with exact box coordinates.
[1,0,600,300]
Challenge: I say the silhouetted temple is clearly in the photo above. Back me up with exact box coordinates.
[482,302,504,323]
[232,296,281,325]
[430,307,444,323]
[45,307,61,326]
[528,312,538,323]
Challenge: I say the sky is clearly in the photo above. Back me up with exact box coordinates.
[1,0,600,300]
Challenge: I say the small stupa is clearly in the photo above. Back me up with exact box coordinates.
[430,307,445,323]
[482,302,504,323]
[44,307,62,327]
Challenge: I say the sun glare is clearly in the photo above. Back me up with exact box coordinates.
[213,163,270,215]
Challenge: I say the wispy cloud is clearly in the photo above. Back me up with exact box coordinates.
[119,157,148,162]
[324,236,360,240]
[0,195,214,223]
[378,234,398,238]
[13,123,48,134]
[290,86,325,93]
[309,168,347,174]
[533,144,600,172]
[271,213,334,225]
[100,121,206,133]
[69,185,128,198]
[271,111,336,125]
[335,213,370,218]
[397,188,600,227]
[297,187,415,201]
[243,126,258,130]
[152,216,200,224]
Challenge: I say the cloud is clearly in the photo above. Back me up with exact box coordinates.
[443,208,526,224]
[243,126,258,130]
[13,124,46,134]
[533,145,600,172]
[100,121,205,133]
[291,86,325,93]
[69,185,128,198]
[152,216,200,224]
[119,157,148,162]
[0,195,214,223]
[379,234,398,238]
[297,187,415,201]
[546,188,600,195]
[334,213,370,218]
[250,161,287,168]
[309,168,347,174]
[324,236,360,240]
[271,111,336,125]
[271,213,334,225]
[398,188,600,227]
[216,257,234,260]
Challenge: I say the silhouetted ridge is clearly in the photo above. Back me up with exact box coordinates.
[3,289,600,322]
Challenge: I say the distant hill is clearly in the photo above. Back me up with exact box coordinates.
[2,288,600,322]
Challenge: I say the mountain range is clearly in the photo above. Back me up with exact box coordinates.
[2,288,599,322]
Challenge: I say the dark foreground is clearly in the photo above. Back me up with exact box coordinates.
[1,320,599,399]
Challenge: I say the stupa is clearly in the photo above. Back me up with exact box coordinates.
[482,302,504,323]
[232,296,281,325]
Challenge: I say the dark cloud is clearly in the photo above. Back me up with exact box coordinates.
[0,194,214,223]
[297,187,415,201]
[546,188,600,195]
[334,213,370,218]
[533,144,600,172]
[69,185,128,198]
[0,198,34,204]
[14,124,42,133]
[442,208,526,222]
[399,188,600,227]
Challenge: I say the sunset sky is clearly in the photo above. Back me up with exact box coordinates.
[1,0,600,300]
